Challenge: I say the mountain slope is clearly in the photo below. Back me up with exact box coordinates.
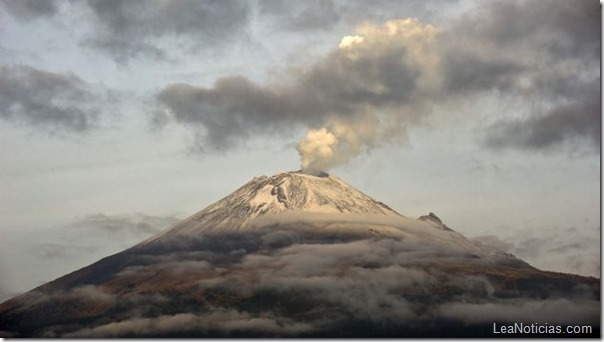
[0,171,599,338]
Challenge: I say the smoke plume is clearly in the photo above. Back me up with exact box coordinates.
[296,128,337,171]
[293,18,438,171]
[296,116,384,171]
[156,18,438,167]
[154,1,600,169]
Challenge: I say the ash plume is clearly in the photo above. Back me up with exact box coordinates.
[157,18,437,169]
[154,0,600,169]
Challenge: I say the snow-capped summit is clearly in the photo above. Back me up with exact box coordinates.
[143,171,402,241]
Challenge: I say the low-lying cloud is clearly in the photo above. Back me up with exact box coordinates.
[32,213,180,260]
[64,309,315,338]
[472,223,601,278]
[0,212,180,303]
[4,219,597,337]
[438,299,600,325]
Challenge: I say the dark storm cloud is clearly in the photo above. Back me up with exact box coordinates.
[0,0,58,20]
[82,0,250,62]
[0,65,101,132]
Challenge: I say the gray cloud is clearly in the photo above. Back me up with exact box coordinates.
[442,0,600,152]
[458,0,600,60]
[0,0,58,20]
[82,0,251,62]
[441,51,526,94]
[484,81,600,152]
[1,0,251,62]
[0,65,101,132]
[155,77,315,150]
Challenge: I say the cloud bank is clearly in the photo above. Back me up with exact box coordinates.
[3,220,598,337]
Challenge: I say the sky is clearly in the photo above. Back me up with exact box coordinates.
[0,0,600,301]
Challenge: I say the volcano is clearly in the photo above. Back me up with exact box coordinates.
[0,171,599,337]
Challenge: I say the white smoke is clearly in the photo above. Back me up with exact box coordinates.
[296,128,338,171]
[296,117,381,172]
